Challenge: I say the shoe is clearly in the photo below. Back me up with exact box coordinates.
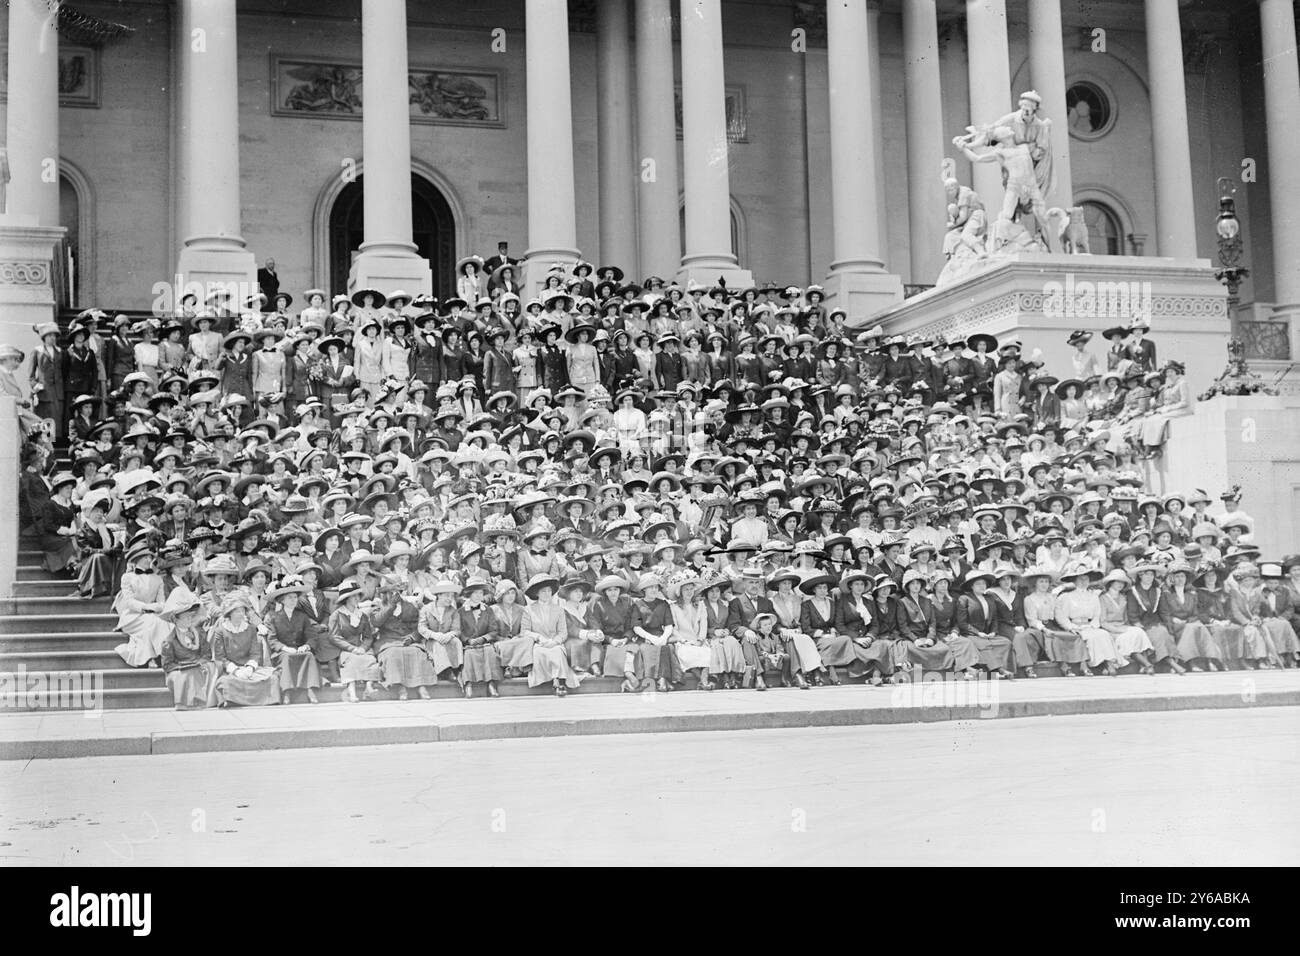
[397,687,409,701]
[794,673,809,690]
[486,682,499,698]
[1169,660,1186,675]
[463,684,473,699]
[306,689,319,704]
[417,686,433,699]
[755,676,767,692]
[827,666,841,686]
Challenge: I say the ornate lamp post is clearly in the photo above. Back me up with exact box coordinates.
[1214,177,1249,306]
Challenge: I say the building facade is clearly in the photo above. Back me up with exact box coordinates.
[2,0,1298,360]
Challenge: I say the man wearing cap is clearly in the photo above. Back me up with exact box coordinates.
[991,90,1055,199]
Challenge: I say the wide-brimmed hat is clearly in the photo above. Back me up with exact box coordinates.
[524,572,560,600]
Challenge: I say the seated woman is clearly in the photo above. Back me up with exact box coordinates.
[159,589,218,709]
[457,576,504,698]
[699,572,746,691]
[520,574,581,696]
[833,570,899,685]
[375,581,440,700]
[418,580,466,684]
[1097,569,1157,674]
[800,573,869,684]
[490,579,532,678]
[592,574,639,689]
[955,569,1015,679]
[261,576,324,704]
[327,580,385,702]
[212,594,281,707]
[1021,566,1088,676]
[1159,562,1223,672]
[558,576,605,677]
[666,573,714,690]
[1195,564,1244,665]
[1128,564,1187,674]
[1054,565,1123,675]
[36,471,79,577]
[895,568,978,677]
[76,495,121,598]
[767,569,823,688]
[1227,563,1298,668]
[869,574,911,684]
[113,546,172,667]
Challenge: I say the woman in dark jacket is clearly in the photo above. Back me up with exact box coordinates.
[62,325,99,415]
[536,326,569,392]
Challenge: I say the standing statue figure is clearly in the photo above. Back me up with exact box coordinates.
[992,90,1056,201]
[953,125,1051,252]
[937,176,989,286]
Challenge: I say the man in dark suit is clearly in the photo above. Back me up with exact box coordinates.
[725,569,780,688]
[256,259,280,313]
[482,241,518,276]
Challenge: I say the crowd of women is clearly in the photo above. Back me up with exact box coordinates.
[8,255,1298,708]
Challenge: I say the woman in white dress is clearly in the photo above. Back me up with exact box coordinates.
[1053,565,1122,676]
[457,255,485,304]
[298,289,330,330]
[612,388,649,454]
[767,569,824,687]
[667,573,714,689]
[113,547,173,667]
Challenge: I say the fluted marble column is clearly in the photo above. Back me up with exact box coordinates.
[1144,0,1198,258]
[523,0,580,295]
[1027,0,1072,209]
[175,0,257,298]
[965,0,1011,204]
[823,0,901,322]
[597,0,638,274]
[635,0,681,279]
[348,0,431,295]
[676,0,751,287]
[1260,0,1300,356]
[903,0,946,283]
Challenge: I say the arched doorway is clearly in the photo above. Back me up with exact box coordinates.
[59,176,81,305]
[329,173,455,301]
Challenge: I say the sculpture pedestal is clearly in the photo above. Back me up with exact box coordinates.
[674,262,755,295]
[863,252,1230,393]
[0,218,65,358]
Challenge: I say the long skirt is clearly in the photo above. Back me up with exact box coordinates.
[564,634,602,671]
[855,637,900,675]
[377,643,439,688]
[1107,625,1153,665]
[707,634,746,674]
[899,639,956,672]
[165,662,218,709]
[966,633,1013,670]
[1208,623,1244,662]
[1143,623,1180,663]
[215,667,281,706]
[78,551,120,597]
[786,632,824,673]
[815,633,871,675]
[1011,627,1046,670]
[1079,626,1119,667]
[603,640,637,677]
[528,643,580,688]
[426,637,464,676]
[277,650,322,693]
[1174,622,1221,663]
[40,534,77,573]
[675,640,713,671]
[339,650,383,683]
[1043,627,1088,664]
[497,635,534,670]
[1260,619,1300,659]
[115,614,172,667]
[462,643,505,683]
[943,635,982,671]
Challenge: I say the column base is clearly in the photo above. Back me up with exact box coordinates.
[176,242,259,312]
[0,219,66,358]
[823,267,904,325]
[522,249,581,302]
[349,246,433,299]
[675,260,755,293]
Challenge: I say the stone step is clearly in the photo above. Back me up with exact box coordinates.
[0,596,114,617]
[0,665,164,690]
[0,632,123,654]
[18,551,43,563]
[12,579,89,597]
[0,686,174,711]
[16,564,61,581]
[0,649,135,671]
[0,613,118,635]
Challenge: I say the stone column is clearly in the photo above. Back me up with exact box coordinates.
[866,1,889,266]
[1027,0,1073,208]
[965,0,1011,204]
[348,0,432,295]
[597,0,638,275]
[1259,0,1300,357]
[676,0,752,287]
[0,0,65,353]
[5,0,60,226]
[1144,0,1198,258]
[823,0,901,322]
[635,0,681,280]
[903,0,946,283]
[0,398,16,597]
[522,0,580,296]
[175,0,257,301]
